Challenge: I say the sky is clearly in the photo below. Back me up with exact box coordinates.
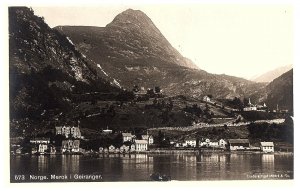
[32,4,293,79]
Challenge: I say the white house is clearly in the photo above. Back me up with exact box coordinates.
[109,145,116,153]
[122,133,135,143]
[142,134,154,145]
[209,141,219,147]
[185,138,197,147]
[31,147,38,154]
[120,145,130,153]
[71,140,80,152]
[56,126,81,138]
[38,144,48,153]
[219,139,227,148]
[175,141,186,148]
[61,140,80,153]
[243,98,257,111]
[130,144,136,152]
[149,135,154,145]
[104,148,109,154]
[203,96,211,102]
[260,142,274,153]
[257,103,267,112]
[135,140,148,151]
[199,138,211,147]
[49,145,56,154]
[30,138,50,154]
[243,106,257,111]
[114,148,120,154]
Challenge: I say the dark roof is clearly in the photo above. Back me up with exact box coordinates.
[228,139,249,144]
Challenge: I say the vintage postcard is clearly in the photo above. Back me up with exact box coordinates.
[8,1,294,184]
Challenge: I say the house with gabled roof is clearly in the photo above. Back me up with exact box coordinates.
[228,139,250,151]
[122,132,135,143]
[141,134,154,145]
[135,140,148,151]
[260,142,274,153]
[185,138,197,147]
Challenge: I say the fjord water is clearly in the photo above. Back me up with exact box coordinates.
[10,153,293,182]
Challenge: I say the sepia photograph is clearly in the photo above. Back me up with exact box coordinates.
[7,0,295,184]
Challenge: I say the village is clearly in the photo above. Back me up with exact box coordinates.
[10,92,291,156]
[10,122,277,155]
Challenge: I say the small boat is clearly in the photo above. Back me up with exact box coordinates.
[150,173,171,181]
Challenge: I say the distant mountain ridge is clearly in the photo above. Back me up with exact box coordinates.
[56,8,265,100]
[250,65,292,83]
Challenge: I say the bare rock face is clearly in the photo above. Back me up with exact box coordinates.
[57,9,265,100]
[105,9,198,69]
[9,7,121,120]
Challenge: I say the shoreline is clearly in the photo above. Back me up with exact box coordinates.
[11,149,293,156]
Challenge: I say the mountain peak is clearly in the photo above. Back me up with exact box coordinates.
[122,8,145,15]
[106,8,156,30]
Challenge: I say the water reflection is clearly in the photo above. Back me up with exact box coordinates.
[61,155,79,174]
[37,155,48,173]
[10,153,293,182]
[262,154,275,171]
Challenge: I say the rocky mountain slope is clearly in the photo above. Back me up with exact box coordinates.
[250,65,292,83]
[265,69,293,112]
[56,9,265,100]
[9,7,293,137]
[9,7,123,121]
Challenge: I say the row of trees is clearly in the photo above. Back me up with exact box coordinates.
[145,98,174,111]
[247,118,293,143]
[183,104,214,119]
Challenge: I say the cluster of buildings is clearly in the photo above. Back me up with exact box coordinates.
[121,132,154,145]
[30,137,54,154]
[175,138,275,153]
[203,95,268,112]
[28,125,155,155]
[13,119,276,155]
[243,98,267,112]
[55,126,82,139]
[28,125,83,155]
[98,132,154,153]
[174,138,227,149]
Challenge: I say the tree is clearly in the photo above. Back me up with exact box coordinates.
[156,130,164,145]
[132,85,139,93]
[243,98,249,106]
[53,134,65,146]
[161,100,166,108]
[112,133,123,148]
[168,98,173,111]
[153,98,158,106]
[232,97,244,110]
[223,124,228,130]
[154,86,161,94]
[147,88,155,97]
